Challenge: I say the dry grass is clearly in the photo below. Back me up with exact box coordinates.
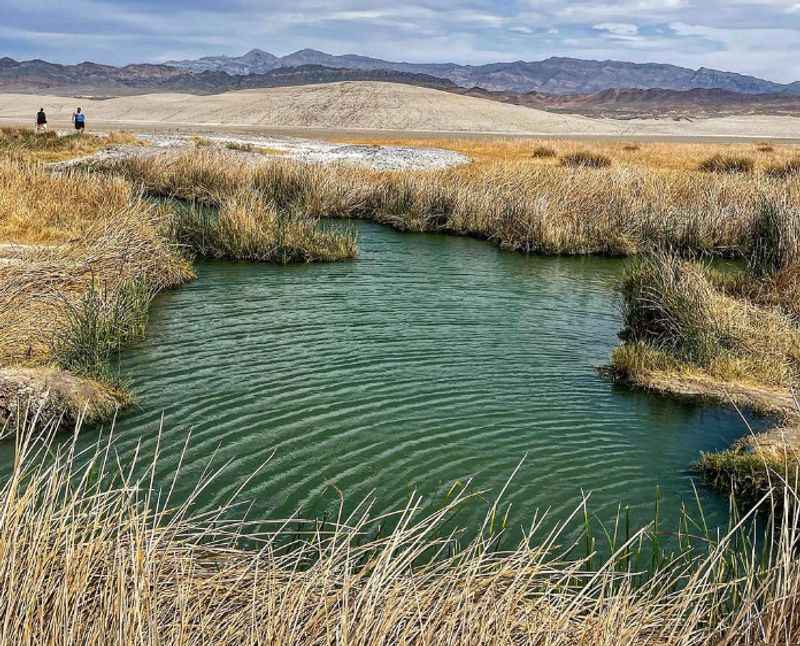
[617,252,800,391]
[561,151,612,169]
[698,154,755,174]
[320,134,800,172]
[101,148,800,259]
[0,127,138,163]
[530,144,557,158]
[766,157,800,179]
[0,414,798,645]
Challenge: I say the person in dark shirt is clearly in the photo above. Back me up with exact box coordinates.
[35,108,47,133]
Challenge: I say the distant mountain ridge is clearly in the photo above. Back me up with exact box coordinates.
[3,50,800,119]
[165,48,800,95]
[0,56,184,92]
[0,57,455,94]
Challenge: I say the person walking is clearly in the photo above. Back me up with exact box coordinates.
[72,107,85,133]
[35,108,47,133]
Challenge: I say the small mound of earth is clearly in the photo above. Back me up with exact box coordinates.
[52,133,469,172]
[0,367,122,430]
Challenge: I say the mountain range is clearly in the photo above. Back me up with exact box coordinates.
[3,49,800,119]
[165,48,800,96]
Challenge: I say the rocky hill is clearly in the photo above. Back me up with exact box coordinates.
[165,49,800,96]
[0,57,183,92]
[461,87,800,119]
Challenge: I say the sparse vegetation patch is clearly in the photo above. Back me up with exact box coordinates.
[699,154,754,174]
[560,151,613,169]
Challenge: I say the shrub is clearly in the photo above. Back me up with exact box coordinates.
[225,141,255,153]
[531,145,557,159]
[698,155,754,174]
[560,152,612,169]
[756,143,775,153]
[765,158,800,179]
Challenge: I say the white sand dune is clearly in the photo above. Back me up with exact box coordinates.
[2,82,800,138]
[0,82,621,134]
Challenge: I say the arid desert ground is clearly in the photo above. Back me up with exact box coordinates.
[4,81,800,139]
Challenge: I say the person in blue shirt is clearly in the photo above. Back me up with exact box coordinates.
[72,107,85,133]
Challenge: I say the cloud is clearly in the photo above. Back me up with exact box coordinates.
[1,0,798,82]
[593,22,640,40]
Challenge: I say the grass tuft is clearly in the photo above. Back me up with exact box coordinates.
[618,251,800,389]
[747,197,800,277]
[699,154,754,174]
[531,145,557,159]
[51,278,154,385]
[765,157,800,179]
[560,151,612,169]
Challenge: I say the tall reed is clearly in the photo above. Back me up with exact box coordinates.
[0,412,798,644]
[101,150,800,260]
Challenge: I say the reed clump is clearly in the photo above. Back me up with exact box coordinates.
[169,192,357,263]
[0,416,799,645]
[560,151,613,169]
[530,145,557,159]
[699,154,755,174]
[102,149,798,260]
[747,197,800,277]
[617,252,800,390]
[766,157,800,179]
[50,278,155,383]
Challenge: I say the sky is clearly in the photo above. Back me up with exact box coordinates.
[2,1,800,83]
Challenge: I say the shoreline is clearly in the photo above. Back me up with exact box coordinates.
[3,128,799,501]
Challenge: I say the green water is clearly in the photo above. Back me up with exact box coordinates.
[9,221,766,536]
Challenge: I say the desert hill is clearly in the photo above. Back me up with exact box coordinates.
[0,82,618,134]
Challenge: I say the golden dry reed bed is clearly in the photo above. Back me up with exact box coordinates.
[3,131,800,642]
[103,146,799,258]
[0,412,799,645]
[0,129,356,426]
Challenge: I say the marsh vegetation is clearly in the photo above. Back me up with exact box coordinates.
[2,128,800,642]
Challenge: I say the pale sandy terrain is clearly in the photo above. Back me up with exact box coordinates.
[2,82,800,138]
[0,83,620,135]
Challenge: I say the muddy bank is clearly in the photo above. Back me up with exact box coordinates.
[0,367,124,429]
